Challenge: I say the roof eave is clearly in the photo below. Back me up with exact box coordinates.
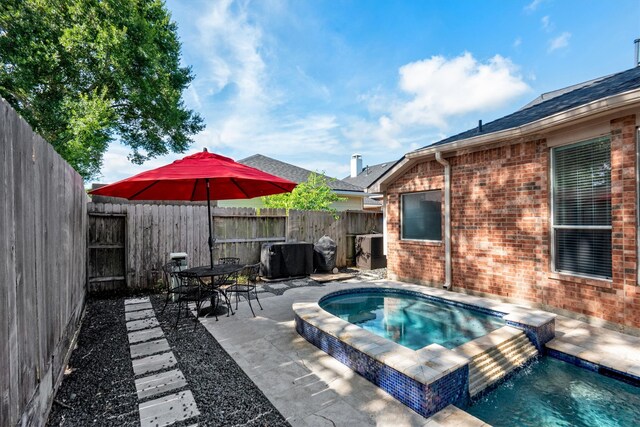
[334,189,366,196]
[367,87,640,193]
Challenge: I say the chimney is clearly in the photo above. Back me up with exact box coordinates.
[350,154,362,178]
[635,38,640,67]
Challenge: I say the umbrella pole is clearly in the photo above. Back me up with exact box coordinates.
[206,178,214,268]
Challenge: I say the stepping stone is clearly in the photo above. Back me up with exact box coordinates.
[127,317,160,332]
[139,390,200,427]
[128,327,164,345]
[131,338,171,359]
[125,309,156,321]
[135,369,188,399]
[125,297,150,305]
[125,301,153,312]
[132,352,178,377]
[268,283,289,290]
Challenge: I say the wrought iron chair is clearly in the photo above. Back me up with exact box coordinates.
[160,262,213,325]
[215,257,240,286]
[160,261,182,313]
[224,263,263,317]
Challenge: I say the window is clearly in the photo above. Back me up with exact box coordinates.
[401,191,442,241]
[551,137,611,279]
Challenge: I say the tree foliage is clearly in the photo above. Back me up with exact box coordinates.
[0,0,204,180]
[261,172,345,212]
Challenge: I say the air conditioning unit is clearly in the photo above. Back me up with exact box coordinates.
[355,234,386,270]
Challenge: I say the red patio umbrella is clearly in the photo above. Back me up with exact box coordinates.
[90,148,297,267]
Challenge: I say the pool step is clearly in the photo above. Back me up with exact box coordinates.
[468,331,538,397]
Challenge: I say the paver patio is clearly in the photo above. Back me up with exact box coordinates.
[196,277,640,427]
[197,279,478,426]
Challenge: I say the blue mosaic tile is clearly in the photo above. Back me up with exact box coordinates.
[296,314,469,418]
[546,348,640,387]
[506,318,555,352]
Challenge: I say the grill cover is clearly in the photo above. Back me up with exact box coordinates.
[313,235,337,272]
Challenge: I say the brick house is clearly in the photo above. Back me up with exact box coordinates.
[368,67,640,332]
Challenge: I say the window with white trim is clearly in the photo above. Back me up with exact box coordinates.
[551,137,611,279]
[401,191,442,241]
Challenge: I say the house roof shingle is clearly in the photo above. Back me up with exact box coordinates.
[413,66,640,153]
[342,160,400,189]
[238,154,364,193]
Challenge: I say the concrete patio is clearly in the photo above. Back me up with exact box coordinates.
[197,278,640,427]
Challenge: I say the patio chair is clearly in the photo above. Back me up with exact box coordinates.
[160,261,182,313]
[215,257,240,286]
[160,262,214,325]
[224,263,263,317]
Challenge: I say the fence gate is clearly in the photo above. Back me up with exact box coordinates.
[88,213,126,293]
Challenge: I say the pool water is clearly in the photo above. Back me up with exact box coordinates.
[319,290,505,350]
[467,357,640,427]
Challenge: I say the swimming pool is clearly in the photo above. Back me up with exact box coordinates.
[320,289,505,350]
[467,357,640,427]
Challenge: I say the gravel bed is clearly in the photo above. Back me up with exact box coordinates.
[151,295,289,427]
[47,297,139,427]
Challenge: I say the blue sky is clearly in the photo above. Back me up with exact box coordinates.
[99,0,640,184]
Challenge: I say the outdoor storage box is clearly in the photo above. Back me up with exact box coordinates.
[261,242,313,279]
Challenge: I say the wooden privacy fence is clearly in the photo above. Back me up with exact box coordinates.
[0,98,88,426]
[87,203,382,291]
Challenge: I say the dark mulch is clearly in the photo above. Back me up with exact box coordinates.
[47,297,139,426]
[47,293,289,427]
[151,295,289,427]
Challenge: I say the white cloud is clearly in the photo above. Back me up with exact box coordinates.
[548,32,571,52]
[525,0,544,13]
[541,16,553,32]
[386,52,530,129]
[194,0,269,110]
[98,143,184,183]
[513,37,522,48]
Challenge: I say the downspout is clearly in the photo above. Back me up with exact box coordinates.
[435,152,452,290]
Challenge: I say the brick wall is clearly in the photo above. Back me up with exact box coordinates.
[386,115,640,330]
[386,161,446,285]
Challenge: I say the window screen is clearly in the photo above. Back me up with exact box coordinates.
[401,191,442,241]
[552,137,611,278]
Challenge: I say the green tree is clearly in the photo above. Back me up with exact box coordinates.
[262,172,345,212]
[0,0,204,180]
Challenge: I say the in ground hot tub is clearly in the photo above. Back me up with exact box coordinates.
[293,285,556,418]
[320,289,506,350]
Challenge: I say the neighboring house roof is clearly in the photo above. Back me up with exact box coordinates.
[364,197,382,207]
[413,66,640,153]
[239,154,365,193]
[342,159,400,189]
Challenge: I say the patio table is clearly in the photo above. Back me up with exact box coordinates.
[178,264,243,320]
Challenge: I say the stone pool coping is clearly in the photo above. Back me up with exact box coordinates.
[293,283,557,380]
[293,284,557,418]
